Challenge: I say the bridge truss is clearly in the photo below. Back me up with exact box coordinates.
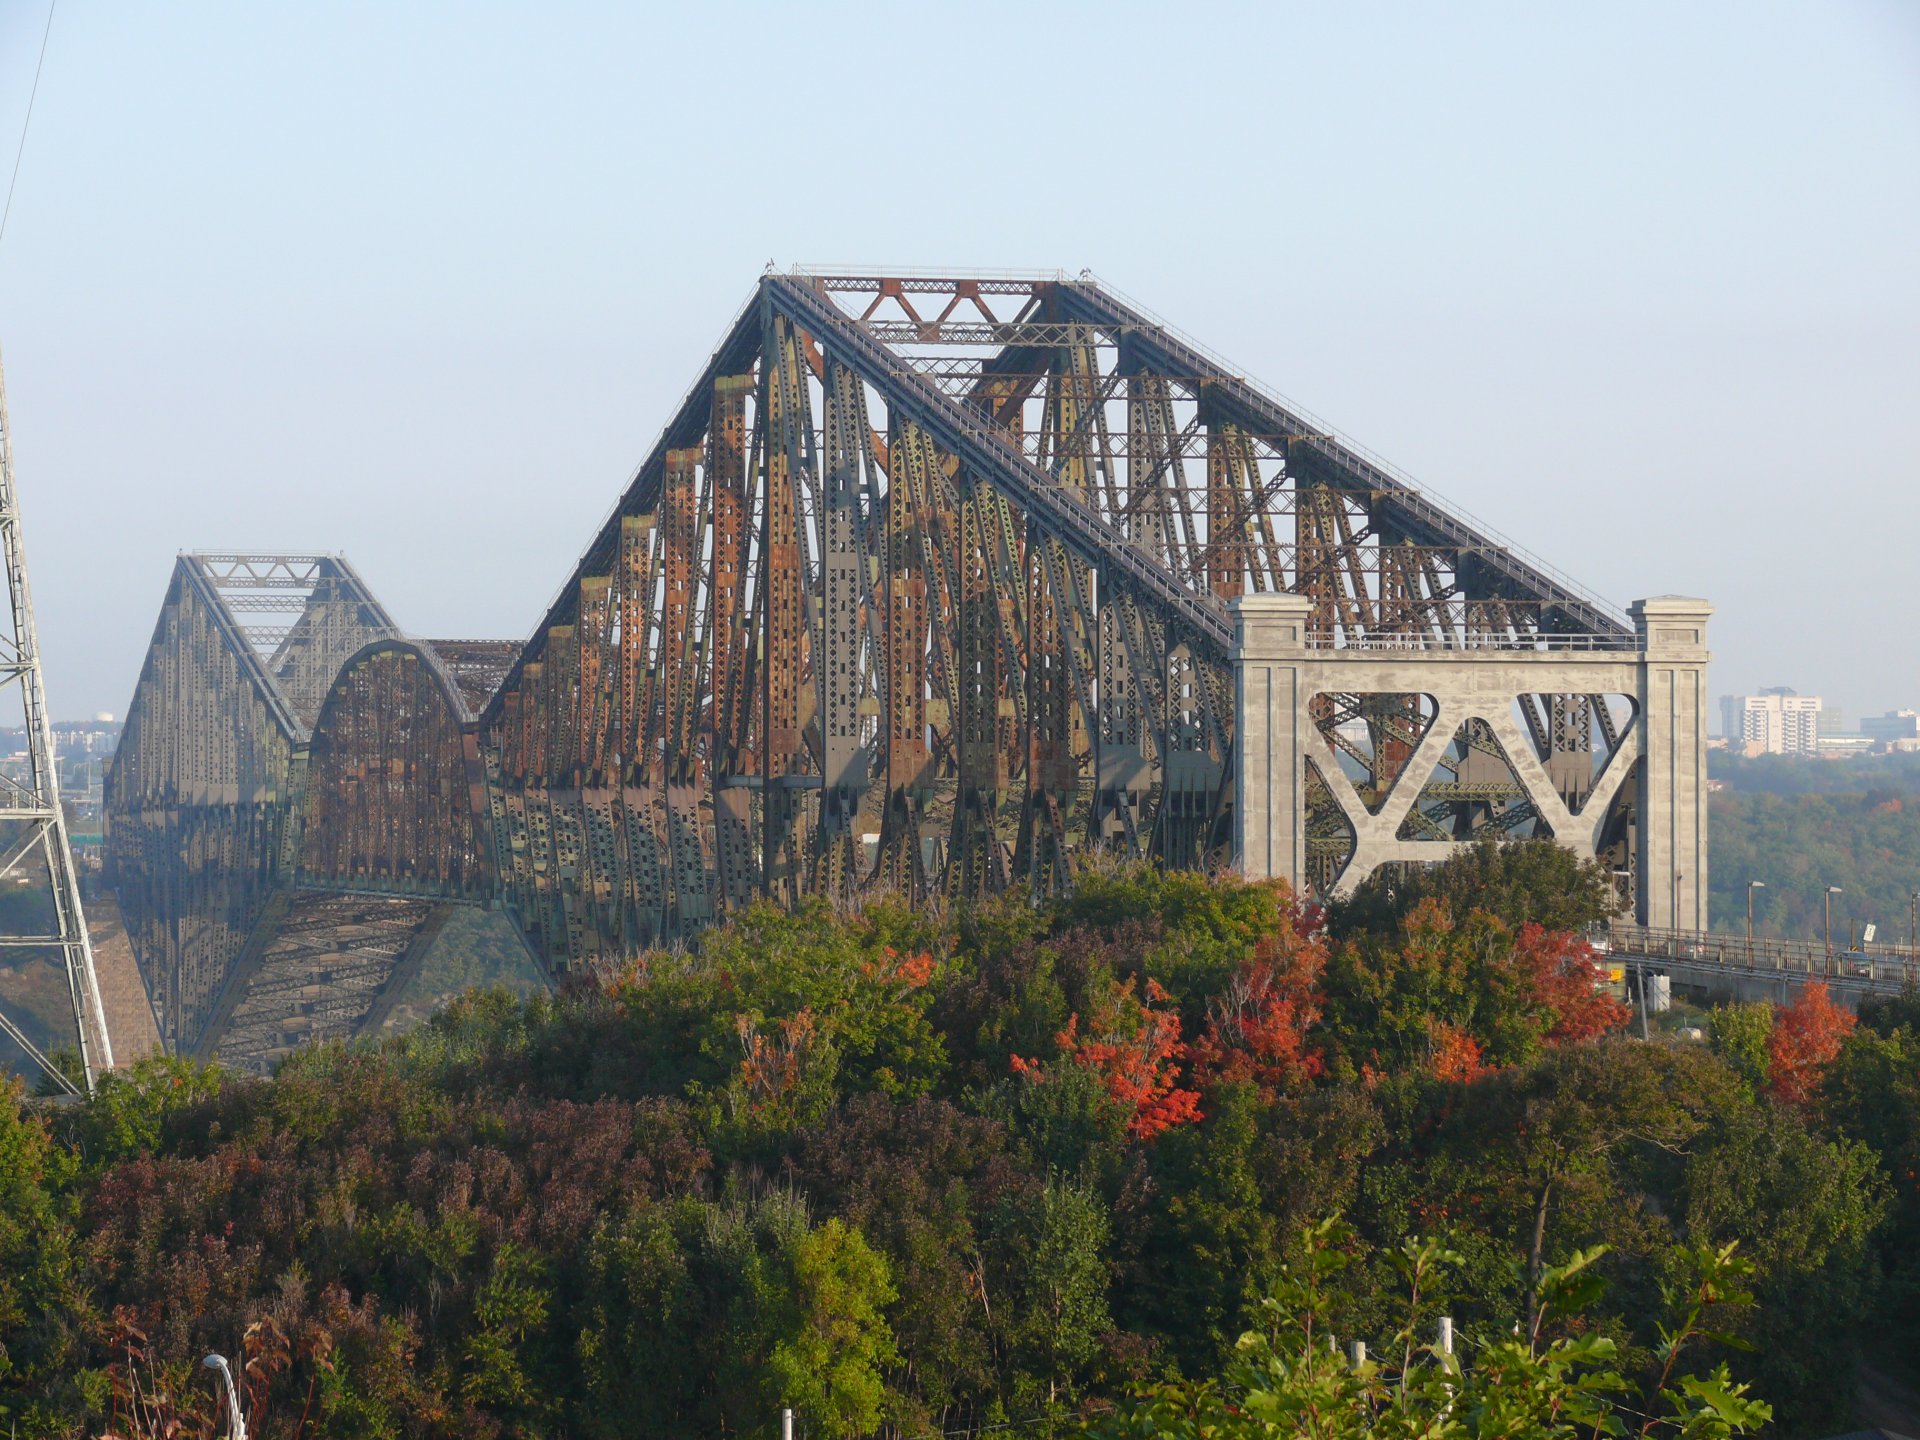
[481,270,1642,970]
[106,270,1690,1059]
[104,553,524,1064]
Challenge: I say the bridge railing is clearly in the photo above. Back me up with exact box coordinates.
[1308,630,1643,653]
[1608,925,1920,992]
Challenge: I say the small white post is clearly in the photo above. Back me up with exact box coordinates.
[1350,1339,1367,1369]
[782,1407,794,1440]
[1437,1316,1454,1356]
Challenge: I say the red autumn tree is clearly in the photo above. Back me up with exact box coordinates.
[1190,934,1326,1097]
[1767,981,1857,1106]
[1511,923,1632,1043]
[1013,976,1203,1140]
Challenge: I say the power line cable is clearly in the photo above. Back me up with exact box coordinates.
[0,0,58,249]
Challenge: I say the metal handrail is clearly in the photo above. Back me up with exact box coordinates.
[1308,630,1642,654]
[1610,925,1920,992]
[791,262,1071,284]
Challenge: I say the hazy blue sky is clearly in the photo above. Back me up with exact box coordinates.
[0,1,1914,725]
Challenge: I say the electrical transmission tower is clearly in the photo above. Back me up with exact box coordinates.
[0,348,110,1095]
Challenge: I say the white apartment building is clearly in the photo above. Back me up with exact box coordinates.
[1720,688,1824,756]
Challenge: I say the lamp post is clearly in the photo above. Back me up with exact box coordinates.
[1825,886,1844,969]
[1910,889,1918,961]
[202,1354,248,1440]
[1747,881,1765,961]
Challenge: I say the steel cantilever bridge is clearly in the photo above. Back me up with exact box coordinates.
[107,270,1708,1069]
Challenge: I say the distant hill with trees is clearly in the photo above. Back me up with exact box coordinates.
[1710,750,1920,944]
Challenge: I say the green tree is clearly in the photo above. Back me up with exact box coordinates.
[1818,1019,1920,1376]
[1129,1081,1283,1371]
[1681,1103,1889,1433]
[577,1200,705,1437]
[1330,835,1615,940]
[579,1192,899,1440]
[1318,900,1623,1082]
[460,1241,555,1422]
[0,1080,83,1433]
[1088,1219,1771,1440]
[1707,1003,1772,1098]
[999,1178,1114,1410]
[762,1217,899,1440]
[1424,1044,1724,1339]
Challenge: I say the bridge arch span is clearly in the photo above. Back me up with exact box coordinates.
[297,639,493,902]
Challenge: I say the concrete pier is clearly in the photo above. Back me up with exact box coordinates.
[1233,592,1711,926]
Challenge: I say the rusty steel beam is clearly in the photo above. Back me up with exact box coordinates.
[111,270,1640,1007]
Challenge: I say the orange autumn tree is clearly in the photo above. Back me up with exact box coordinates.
[735,1008,823,1118]
[1767,981,1856,1106]
[1012,975,1203,1140]
[860,945,937,991]
[1428,1020,1486,1082]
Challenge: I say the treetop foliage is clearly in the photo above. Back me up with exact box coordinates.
[0,841,1910,1439]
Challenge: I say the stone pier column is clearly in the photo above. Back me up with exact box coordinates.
[1632,596,1712,930]
[1232,593,1313,888]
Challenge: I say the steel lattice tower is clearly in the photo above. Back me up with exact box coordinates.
[0,349,111,1094]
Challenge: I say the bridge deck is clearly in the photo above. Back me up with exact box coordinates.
[1608,926,1920,1006]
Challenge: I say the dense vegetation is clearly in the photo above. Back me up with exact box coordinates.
[1,840,1914,1439]
[1709,749,1920,798]
[1708,751,1920,943]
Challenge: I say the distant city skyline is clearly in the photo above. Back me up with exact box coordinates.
[0,2,1915,721]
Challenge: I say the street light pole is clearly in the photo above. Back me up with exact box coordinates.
[202,1355,248,1440]
[1747,881,1766,961]
[1825,886,1844,969]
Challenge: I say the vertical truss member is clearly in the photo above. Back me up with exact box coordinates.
[618,511,668,948]
[813,362,872,901]
[761,312,813,905]
[878,420,932,897]
[709,375,758,915]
